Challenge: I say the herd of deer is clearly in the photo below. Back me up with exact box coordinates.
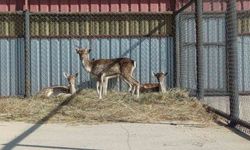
[38,47,168,99]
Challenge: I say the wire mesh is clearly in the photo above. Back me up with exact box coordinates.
[0,11,174,97]
[237,10,250,126]
[177,0,250,130]
[0,13,24,96]
[0,1,249,130]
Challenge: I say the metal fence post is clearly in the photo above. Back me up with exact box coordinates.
[24,10,31,97]
[195,0,204,100]
[226,0,239,127]
[174,13,180,88]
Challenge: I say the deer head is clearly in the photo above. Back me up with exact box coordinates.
[63,72,78,94]
[75,48,91,60]
[153,72,168,83]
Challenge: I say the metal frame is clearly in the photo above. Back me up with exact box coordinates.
[174,0,250,130]
[24,10,31,97]
[195,0,204,100]
[226,0,240,127]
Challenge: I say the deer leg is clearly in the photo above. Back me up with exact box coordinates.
[104,75,120,94]
[122,78,134,95]
[96,81,100,95]
[122,78,133,93]
[98,74,106,99]
[103,78,108,95]
[122,75,140,98]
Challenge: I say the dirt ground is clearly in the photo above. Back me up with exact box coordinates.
[1,121,250,150]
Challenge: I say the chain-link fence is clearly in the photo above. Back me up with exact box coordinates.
[0,11,174,97]
[0,0,249,132]
[176,0,250,132]
[0,12,25,96]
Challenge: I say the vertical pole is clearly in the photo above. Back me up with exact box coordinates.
[24,10,31,97]
[175,14,180,87]
[226,0,239,127]
[195,0,204,100]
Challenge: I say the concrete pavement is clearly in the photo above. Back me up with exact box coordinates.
[0,121,250,150]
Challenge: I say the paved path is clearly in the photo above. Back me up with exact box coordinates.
[0,121,249,150]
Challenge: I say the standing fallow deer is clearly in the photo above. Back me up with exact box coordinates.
[75,48,140,99]
[37,72,78,98]
[140,72,168,93]
[91,58,134,95]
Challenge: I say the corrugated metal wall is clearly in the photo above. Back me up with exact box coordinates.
[0,12,174,96]
[238,36,250,92]
[0,38,24,96]
[2,0,250,13]
[0,0,175,12]
[179,14,250,93]
[28,0,174,12]
[176,0,250,12]
[179,14,227,91]
[30,37,174,95]
[29,13,172,37]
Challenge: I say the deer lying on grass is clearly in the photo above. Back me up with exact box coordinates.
[140,72,168,93]
[76,48,140,99]
[37,72,78,98]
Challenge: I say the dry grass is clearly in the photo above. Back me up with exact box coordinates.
[0,89,215,124]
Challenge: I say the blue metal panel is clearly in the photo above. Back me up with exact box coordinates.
[100,39,110,59]
[160,38,168,87]
[208,18,219,43]
[0,38,24,96]
[218,46,226,90]
[218,18,226,43]
[50,39,60,86]
[30,39,40,94]
[208,46,219,89]
[238,37,244,92]
[187,45,197,89]
[60,39,70,85]
[19,39,25,95]
[238,36,250,92]
[168,37,174,87]
[40,39,50,88]
[243,37,250,91]
[150,38,159,83]
[180,15,227,91]
[0,39,10,95]
[70,39,81,80]
[9,39,16,95]
[140,38,150,84]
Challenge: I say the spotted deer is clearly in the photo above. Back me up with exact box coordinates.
[75,48,140,99]
[91,58,134,95]
[37,72,78,98]
[140,72,168,93]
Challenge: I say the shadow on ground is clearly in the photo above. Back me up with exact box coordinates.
[1,90,99,150]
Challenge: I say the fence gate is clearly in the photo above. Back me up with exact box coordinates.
[178,13,227,94]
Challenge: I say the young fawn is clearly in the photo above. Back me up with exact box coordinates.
[37,72,78,98]
[140,72,168,93]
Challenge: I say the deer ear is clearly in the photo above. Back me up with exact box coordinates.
[152,72,156,76]
[63,72,69,78]
[165,72,168,76]
[88,49,91,53]
[75,72,78,77]
[75,48,80,53]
